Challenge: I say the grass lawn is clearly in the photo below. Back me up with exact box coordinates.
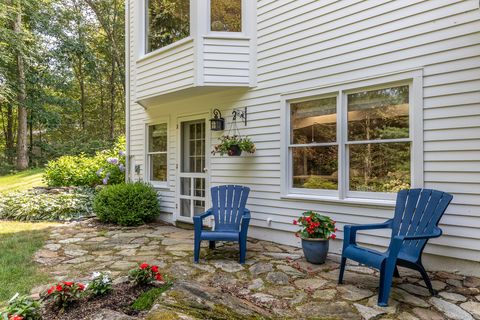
[0,168,45,194]
[0,221,57,305]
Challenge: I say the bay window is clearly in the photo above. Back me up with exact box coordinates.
[145,0,190,53]
[287,84,413,200]
[147,123,168,185]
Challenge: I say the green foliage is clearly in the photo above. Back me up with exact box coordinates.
[43,136,126,187]
[129,263,164,286]
[294,211,336,240]
[131,285,172,311]
[0,188,94,221]
[45,282,85,309]
[1,294,41,320]
[93,182,160,226]
[86,272,112,297]
[212,135,256,156]
[302,176,337,190]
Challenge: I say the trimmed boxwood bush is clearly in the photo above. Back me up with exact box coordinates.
[93,182,160,226]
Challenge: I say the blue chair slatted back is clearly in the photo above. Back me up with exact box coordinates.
[211,185,250,232]
[392,189,453,257]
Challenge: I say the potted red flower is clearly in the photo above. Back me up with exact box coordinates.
[294,211,337,264]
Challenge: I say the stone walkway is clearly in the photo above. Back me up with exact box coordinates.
[33,220,480,320]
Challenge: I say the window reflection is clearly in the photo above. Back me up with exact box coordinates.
[211,0,242,32]
[146,0,190,53]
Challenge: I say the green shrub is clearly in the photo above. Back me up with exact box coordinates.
[93,182,160,226]
[0,187,94,221]
[302,176,337,190]
[1,293,42,320]
[43,136,126,187]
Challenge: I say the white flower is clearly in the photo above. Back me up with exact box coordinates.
[102,275,110,284]
[92,271,101,279]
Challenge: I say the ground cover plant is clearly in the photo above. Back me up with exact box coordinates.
[93,182,160,226]
[0,188,95,221]
[0,222,56,305]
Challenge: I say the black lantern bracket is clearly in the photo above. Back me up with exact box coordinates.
[210,108,225,131]
[232,107,247,126]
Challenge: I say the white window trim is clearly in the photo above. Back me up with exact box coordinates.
[280,69,424,205]
[207,0,246,36]
[145,117,170,189]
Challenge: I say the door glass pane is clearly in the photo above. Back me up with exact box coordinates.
[292,146,338,190]
[181,177,191,196]
[349,142,411,192]
[149,123,167,152]
[194,178,205,197]
[146,0,190,53]
[210,0,242,32]
[194,200,205,216]
[291,97,337,144]
[348,86,409,141]
[149,154,167,181]
[181,120,205,173]
[180,198,191,217]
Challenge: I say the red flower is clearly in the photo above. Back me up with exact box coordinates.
[155,273,163,281]
[293,219,298,225]
[294,232,299,238]
[330,234,337,240]
[10,315,24,320]
[63,281,73,287]
[78,283,85,290]
[56,285,63,292]
[140,263,149,269]
[47,286,55,294]
[151,265,159,273]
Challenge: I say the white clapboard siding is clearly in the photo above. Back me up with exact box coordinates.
[202,37,252,86]
[135,39,195,101]
[127,0,480,269]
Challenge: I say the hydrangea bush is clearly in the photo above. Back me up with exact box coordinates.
[44,136,126,187]
[0,188,94,221]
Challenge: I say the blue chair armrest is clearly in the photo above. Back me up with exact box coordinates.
[194,209,213,221]
[344,220,393,247]
[193,209,213,231]
[240,209,251,237]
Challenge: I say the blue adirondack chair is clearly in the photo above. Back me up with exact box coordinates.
[339,189,453,306]
[193,185,251,264]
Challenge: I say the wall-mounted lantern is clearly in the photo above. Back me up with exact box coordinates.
[210,108,225,131]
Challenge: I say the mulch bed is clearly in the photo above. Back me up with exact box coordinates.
[41,282,153,320]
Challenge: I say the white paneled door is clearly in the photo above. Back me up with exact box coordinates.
[176,116,209,223]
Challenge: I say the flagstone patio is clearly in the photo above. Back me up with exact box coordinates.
[32,220,480,320]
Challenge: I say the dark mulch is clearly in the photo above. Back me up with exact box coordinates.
[41,282,153,320]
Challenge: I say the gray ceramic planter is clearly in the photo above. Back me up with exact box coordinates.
[301,237,329,264]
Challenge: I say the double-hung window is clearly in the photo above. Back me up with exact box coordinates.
[147,123,168,186]
[288,83,413,200]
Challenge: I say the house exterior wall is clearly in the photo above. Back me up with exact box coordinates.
[127,0,480,274]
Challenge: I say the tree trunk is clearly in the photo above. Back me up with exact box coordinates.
[13,1,28,170]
